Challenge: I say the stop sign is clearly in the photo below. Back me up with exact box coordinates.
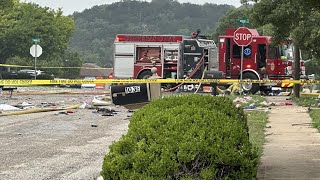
[233,27,253,46]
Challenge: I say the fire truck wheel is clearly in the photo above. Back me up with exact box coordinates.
[138,70,153,79]
[242,72,260,94]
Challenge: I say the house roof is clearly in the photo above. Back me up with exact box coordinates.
[79,63,112,78]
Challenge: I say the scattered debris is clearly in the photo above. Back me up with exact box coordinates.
[244,103,257,110]
[292,123,314,126]
[94,107,118,117]
[102,113,114,117]
[260,101,272,107]
[15,102,33,108]
[0,104,21,111]
[79,102,96,109]
[57,111,69,115]
[66,110,75,114]
[92,97,110,106]
[233,96,253,104]
[41,102,58,108]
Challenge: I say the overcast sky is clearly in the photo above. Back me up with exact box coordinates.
[23,0,241,15]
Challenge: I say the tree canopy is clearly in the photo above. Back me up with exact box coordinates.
[0,1,79,77]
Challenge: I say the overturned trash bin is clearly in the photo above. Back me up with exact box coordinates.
[111,83,149,105]
[111,67,162,105]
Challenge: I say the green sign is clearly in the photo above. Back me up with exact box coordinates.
[238,18,249,24]
[32,38,40,43]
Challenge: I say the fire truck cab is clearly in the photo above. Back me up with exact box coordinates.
[218,28,306,93]
[112,34,216,80]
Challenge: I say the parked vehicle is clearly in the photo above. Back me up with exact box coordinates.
[18,69,44,76]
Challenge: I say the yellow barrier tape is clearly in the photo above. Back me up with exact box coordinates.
[0,79,319,85]
[0,64,112,70]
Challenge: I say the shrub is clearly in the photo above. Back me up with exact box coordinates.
[101,94,258,179]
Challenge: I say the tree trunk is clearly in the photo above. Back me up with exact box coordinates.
[293,45,301,98]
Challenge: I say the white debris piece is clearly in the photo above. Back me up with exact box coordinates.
[0,104,21,111]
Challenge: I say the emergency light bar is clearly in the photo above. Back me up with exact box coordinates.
[115,35,183,43]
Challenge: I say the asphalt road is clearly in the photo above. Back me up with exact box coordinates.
[0,105,130,180]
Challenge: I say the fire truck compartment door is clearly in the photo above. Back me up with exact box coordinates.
[114,44,134,78]
[163,44,179,50]
[114,56,134,78]
[114,43,134,55]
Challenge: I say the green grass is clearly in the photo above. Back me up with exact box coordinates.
[246,111,268,157]
[227,95,268,156]
[293,96,320,130]
[310,109,320,130]
[293,96,319,107]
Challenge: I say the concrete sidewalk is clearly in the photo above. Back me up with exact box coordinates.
[258,97,320,180]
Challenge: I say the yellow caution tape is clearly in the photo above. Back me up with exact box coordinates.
[0,79,319,85]
[0,64,112,70]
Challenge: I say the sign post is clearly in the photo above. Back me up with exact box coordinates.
[233,27,253,93]
[30,38,42,80]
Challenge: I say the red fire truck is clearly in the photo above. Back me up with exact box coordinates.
[218,28,305,93]
[112,32,216,81]
[112,29,305,94]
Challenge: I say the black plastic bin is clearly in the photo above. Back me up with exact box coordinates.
[111,83,150,105]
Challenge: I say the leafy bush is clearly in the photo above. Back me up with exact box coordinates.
[101,94,258,179]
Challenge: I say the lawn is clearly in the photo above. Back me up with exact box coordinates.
[309,109,320,130]
[227,95,268,156]
[293,96,320,132]
[229,94,269,157]
[246,111,268,157]
[293,95,319,107]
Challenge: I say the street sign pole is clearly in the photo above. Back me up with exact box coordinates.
[34,42,37,80]
[240,45,244,94]
[233,26,253,95]
[31,38,41,80]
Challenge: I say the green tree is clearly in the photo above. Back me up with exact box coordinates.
[0,0,14,11]
[0,1,75,75]
[62,50,83,78]
[214,4,275,41]
[242,0,317,97]
[213,6,253,41]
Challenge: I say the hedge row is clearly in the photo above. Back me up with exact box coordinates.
[101,94,258,179]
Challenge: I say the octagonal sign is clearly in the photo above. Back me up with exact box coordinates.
[233,27,253,46]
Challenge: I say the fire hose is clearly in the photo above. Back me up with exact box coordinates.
[162,52,207,92]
